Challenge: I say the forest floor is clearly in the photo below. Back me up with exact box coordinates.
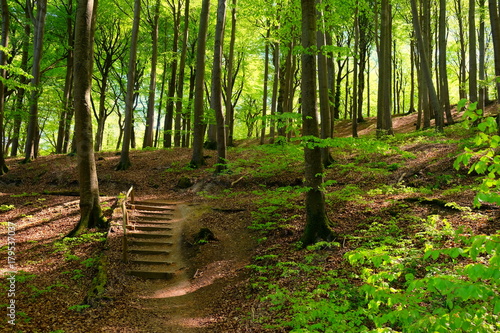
[1,110,499,332]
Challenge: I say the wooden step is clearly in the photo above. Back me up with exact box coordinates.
[128,270,175,279]
[130,200,177,207]
[126,203,175,211]
[132,215,176,222]
[128,232,172,239]
[128,239,173,246]
[130,259,174,265]
[127,225,173,232]
[129,248,171,255]
[131,220,179,226]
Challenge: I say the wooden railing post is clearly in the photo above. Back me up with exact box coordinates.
[122,186,134,263]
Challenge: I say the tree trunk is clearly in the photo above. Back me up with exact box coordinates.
[352,1,359,137]
[190,0,210,168]
[116,0,141,170]
[300,0,334,246]
[376,0,393,136]
[469,0,478,103]
[269,42,279,144]
[56,0,74,154]
[174,0,190,148]
[0,0,9,174]
[225,0,237,147]
[316,0,333,165]
[439,0,453,124]
[478,0,486,111]
[212,0,227,174]
[455,0,468,100]
[488,0,500,100]
[260,28,270,145]
[143,0,160,148]
[10,6,31,157]
[164,1,181,148]
[69,0,106,237]
[411,0,443,132]
[24,0,48,162]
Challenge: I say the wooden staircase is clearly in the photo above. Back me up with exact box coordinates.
[121,190,183,279]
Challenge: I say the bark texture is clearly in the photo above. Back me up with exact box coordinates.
[300,0,334,246]
[70,0,106,236]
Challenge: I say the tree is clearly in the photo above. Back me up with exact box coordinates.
[94,19,126,151]
[116,0,141,170]
[438,0,454,125]
[190,0,210,168]
[225,0,237,147]
[143,0,161,149]
[376,0,393,136]
[410,0,443,132]
[488,0,500,100]
[163,0,182,148]
[24,0,48,162]
[211,0,227,174]
[174,0,191,148]
[317,0,334,166]
[70,0,107,236]
[300,0,334,246]
[469,0,478,103]
[0,0,9,174]
[55,0,75,154]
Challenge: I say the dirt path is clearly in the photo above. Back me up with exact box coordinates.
[96,200,254,332]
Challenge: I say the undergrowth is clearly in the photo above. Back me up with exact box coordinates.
[241,125,499,332]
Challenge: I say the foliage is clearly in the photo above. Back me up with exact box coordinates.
[454,100,500,207]
[0,204,15,211]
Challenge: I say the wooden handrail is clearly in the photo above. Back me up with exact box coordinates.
[121,186,134,262]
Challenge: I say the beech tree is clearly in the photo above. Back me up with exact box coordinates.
[116,0,141,170]
[376,0,393,136]
[212,0,228,173]
[24,0,48,162]
[70,0,106,236]
[0,0,9,174]
[300,0,334,246]
[190,0,211,168]
[143,0,161,149]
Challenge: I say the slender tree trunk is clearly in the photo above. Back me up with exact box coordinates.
[478,0,486,111]
[24,0,48,162]
[0,0,9,174]
[69,0,106,237]
[56,0,74,154]
[11,7,31,157]
[143,0,160,148]
[225,0,237,147]
[212,0,227,173]
[488,0,500,100]
[411,0,443,132]
[164,1,181,148]
[317,1,333,165]
[376,0,393,136]
[116,0,140,170]
[174,0,190,147]
[155,53,168,148]
[190,0,211,167]
[469,0,478,103]
[352,1,359,137]
[456,0,468,100]
[269,42,280,144]
[439,0,453,124]
[300,0,334,247]
[260,28,270,145]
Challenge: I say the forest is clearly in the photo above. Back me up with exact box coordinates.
[1,0,500,331]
